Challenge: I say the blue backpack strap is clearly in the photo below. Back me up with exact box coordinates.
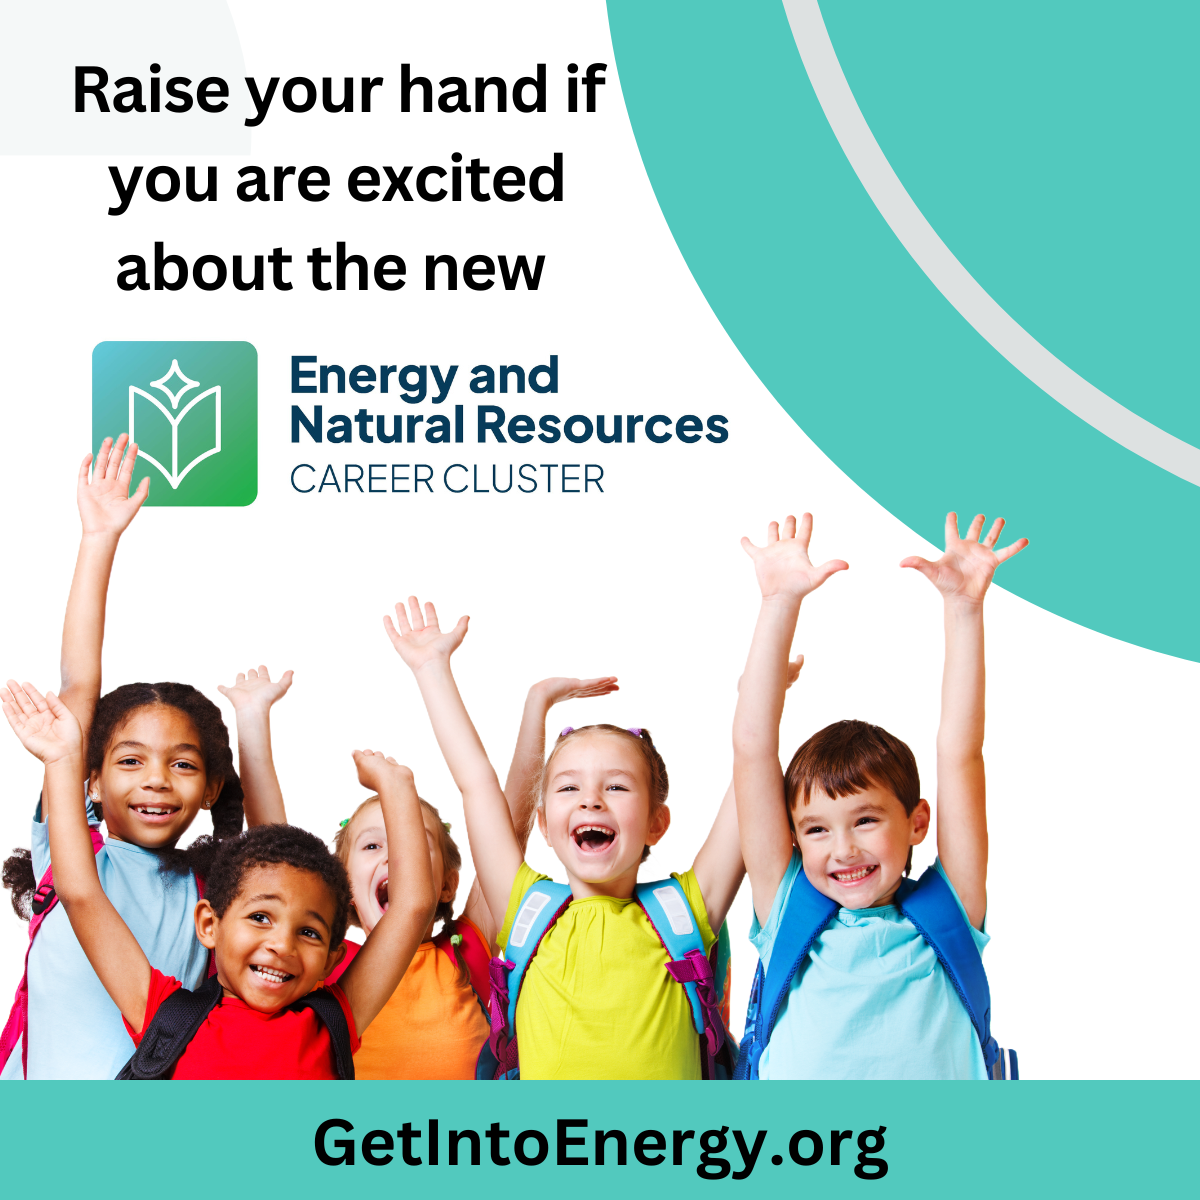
[896,866,1000,1076]
[735,867,838,1080]
[478,878,572,1080]
[634,878,708,1035]
[494,879,572,1033]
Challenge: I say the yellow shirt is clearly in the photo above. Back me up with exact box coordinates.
[353,931,490,1080]
[496,863,716,1080]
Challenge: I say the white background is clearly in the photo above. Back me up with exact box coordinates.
[1,1,1196,1079]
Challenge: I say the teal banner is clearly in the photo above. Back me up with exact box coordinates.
[2,1082,1191,1194]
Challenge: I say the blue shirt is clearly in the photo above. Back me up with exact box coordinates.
[751,851,989,1080]
[1,806,208,1079]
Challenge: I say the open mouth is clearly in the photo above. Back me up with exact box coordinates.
[131,804,180,821]
[375,879,389,912]
[830,864,878,885]
[572,824,616,853]
[250,964,294,984]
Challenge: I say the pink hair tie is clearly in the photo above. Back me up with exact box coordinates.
[627,727,643,737]
[559,726,575,737]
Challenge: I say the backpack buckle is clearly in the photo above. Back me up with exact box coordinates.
[30,884,56,917]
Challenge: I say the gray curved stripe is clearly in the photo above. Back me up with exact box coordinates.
[784,0,1200,487]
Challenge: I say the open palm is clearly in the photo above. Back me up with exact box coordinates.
[384,597,469,669]
[2,681,82,765]
[741,513,848,601]
[217,665,294,714]
[79,435,149,538]
[901,512,1028,604]
[536,676,619,706]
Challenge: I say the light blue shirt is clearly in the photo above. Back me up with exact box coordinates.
[1,807,207,1080]
[751,851,989,1080]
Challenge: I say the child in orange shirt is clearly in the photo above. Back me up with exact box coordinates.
[224,668,619,1078]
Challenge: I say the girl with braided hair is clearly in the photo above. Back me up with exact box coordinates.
[0,438,268,1079]
[234,665,619,1078]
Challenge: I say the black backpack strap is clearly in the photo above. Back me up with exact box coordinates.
[289,988,355,1080]
[117,974,224,1079]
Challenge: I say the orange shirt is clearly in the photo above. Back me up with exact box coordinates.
[353,933,490,1080]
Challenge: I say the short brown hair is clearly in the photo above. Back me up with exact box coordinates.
[785,720,920,820]
[540,724,668,862]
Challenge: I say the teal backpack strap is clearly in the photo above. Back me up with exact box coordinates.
[498,880,573,1037]
[634,878,708,1037]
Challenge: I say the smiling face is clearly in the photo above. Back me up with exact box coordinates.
[792,782,930,909]
[538,731,670,899]
[343,799,457,937]
[196,863,344,1011]
[89,705,223,849]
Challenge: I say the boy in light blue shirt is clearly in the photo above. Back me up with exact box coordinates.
[733,511,1026,1079]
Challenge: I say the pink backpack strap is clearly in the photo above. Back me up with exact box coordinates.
[0,826,104,1078]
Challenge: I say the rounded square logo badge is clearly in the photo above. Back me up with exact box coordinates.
[92,341,257,506]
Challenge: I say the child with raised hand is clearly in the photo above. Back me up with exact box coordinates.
[224,666,618,1078]
[2,681,435,1079]
[216,665,295,826]
[733,512,1026,1080]
[1,437,247,1079]
[385,598,745,1080]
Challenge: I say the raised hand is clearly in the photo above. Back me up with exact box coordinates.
[901,512,1028,606]
[383,597,469,671]
[2,680,83,765]
[78,435,150,539]
[532,676,619,706]
[352,748,413,793]
[217,665,294,714]
[741,513,848,602]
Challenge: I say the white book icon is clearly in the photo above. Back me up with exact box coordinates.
[129,360,221,489]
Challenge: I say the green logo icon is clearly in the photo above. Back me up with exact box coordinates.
[92,341,257,506]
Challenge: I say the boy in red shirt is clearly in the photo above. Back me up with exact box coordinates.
[2,680,435,1079]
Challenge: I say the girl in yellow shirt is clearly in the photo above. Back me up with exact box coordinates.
[385,597,749,1080]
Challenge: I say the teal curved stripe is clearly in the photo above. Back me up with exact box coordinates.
[608,0,1199,661]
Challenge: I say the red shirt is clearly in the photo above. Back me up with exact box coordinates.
[125,968,360,1079]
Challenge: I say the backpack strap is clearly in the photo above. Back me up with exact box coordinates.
[481,879,572,1079]
[634,879,711,1039]
[289,988,356,1080]
[734,866,838,1080]
[117,976,356,1079]
[712,920,732,1024]
[117,973,224,1079]
[896,866,1000,1076]
[1,825,105,1079]
[639,879,723,1077]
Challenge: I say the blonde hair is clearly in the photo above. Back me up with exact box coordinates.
[332,794,470,984]
[539,724,669,862]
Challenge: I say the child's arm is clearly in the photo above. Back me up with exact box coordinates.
[338,750,437,1034]
[2,681,150,1028]
[901,513,1027,930]
[462,674,619,943]
[734,515,848,926]
[216,666,294,827]
[60,436,149,745]
[384,597,522,934]
[695,654,804,931]
[503,676,619,842]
